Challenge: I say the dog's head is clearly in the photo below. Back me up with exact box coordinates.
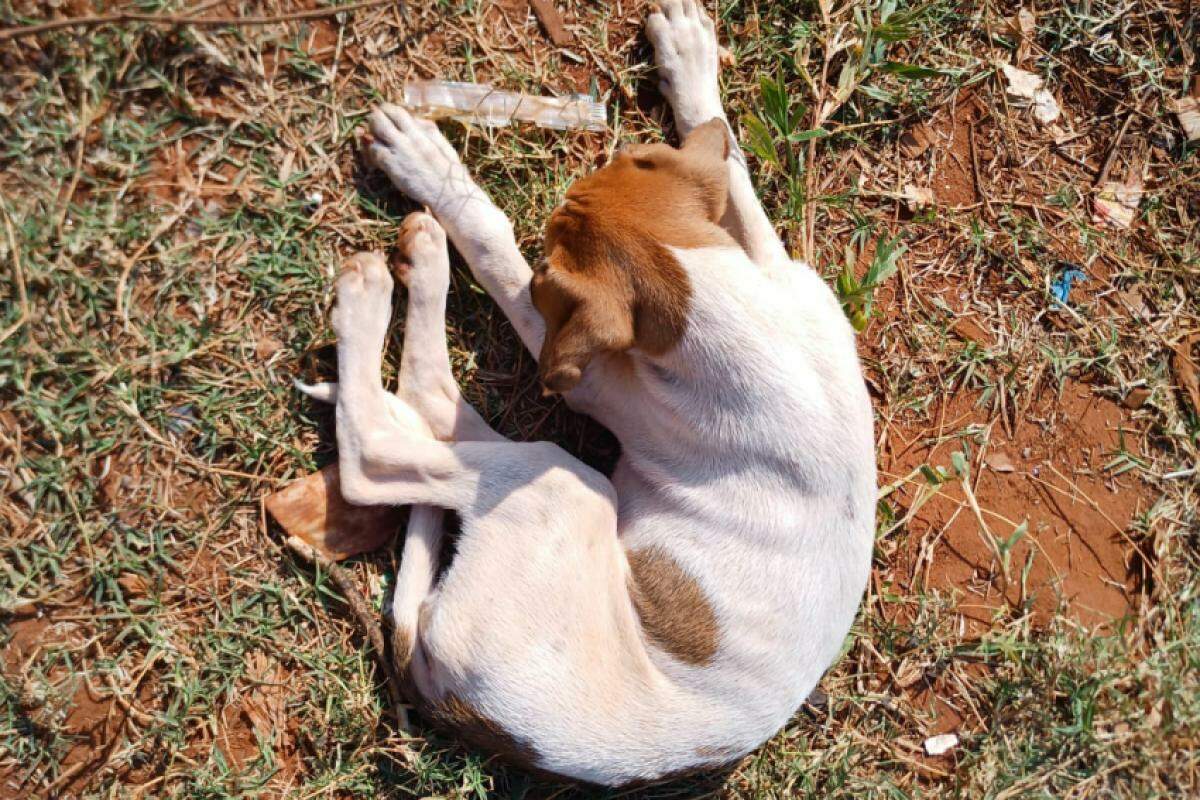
[533,118,733,394]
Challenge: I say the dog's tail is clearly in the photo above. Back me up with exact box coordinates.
[390,504,444,682]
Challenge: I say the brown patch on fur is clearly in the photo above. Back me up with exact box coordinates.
[390,625,414,673]
[627,546,720,666]
[533,118,736,392]
[427,693,540,770]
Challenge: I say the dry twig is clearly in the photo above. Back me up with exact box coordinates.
[284,536,409,729]
[0,0,401,42]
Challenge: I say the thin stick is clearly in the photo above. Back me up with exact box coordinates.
[1,0,399,42]
[0,206,29,347]
[285,536,410,729]
[55,88,91,243]
[1095,112,1135,187]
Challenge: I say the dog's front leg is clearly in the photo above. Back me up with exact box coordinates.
[647,0,791,269]
[366,107,546,360]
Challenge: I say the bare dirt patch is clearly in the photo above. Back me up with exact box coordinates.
[883,382,1150,630]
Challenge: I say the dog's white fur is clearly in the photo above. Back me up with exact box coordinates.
[308,1,875,785]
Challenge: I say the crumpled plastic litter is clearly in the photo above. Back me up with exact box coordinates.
[1050,267,1087,305]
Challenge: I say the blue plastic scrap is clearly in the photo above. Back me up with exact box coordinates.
[1050,267,1087,305]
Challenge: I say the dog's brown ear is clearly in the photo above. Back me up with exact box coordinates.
[533,255,635,394]
[682,117,731,162]
[680,118,731,222]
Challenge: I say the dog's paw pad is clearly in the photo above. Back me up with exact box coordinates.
[646,0,722,128]
[333,251,392,339]
[394,213,449,296]
[338,252,390,292]
[367,106,478,214]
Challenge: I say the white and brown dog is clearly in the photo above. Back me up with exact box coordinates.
[301,0,874,786]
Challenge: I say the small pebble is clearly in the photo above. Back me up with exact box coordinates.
[924,733,959,756]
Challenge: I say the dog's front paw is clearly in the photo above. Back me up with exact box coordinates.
[646,0,724,133]
[368,106,482,216]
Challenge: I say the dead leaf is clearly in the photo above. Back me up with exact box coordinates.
[1173,335,1200,415]
[1093,177,1143,229]
[1008,8,1036,63]
[899,122,934,158]
[1115,288,1151,321]
[278,150,295,186]
[1167,93,1200,143]
[265,464,402,561]
[100,458,141,510]
[256,335,284,360]
[241,650,287,747]
[1014,7,1036,36]
[986,452,1016,473]
[118,572,150,598]
[1122,387,1151,410]
[274,150,297,204]
[950,317,992,348]
[902,183,935,212]
[894,659,924,688]
[1000,63,1060,124]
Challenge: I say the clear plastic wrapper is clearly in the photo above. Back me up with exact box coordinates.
[402,80,606,132]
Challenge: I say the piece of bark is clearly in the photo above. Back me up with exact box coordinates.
[899,122,933,159]
[265,463,402,561]
[529,0,572,46]
[1122,387,1151,409]
[950,317,993,348]
[1174,335,1200,416]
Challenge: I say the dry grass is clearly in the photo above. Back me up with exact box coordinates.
[1,0,1197,797]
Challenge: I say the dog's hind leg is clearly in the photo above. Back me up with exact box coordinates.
[390,503,441,673]
[330,251,621,724]
[328,251,612,519]
[388,213,517,672]
[392,212,507,445]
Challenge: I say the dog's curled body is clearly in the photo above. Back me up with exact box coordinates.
[402,247,874,786]
[320,0,876,786]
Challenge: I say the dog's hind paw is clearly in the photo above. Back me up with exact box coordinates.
[394,212,450,300]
